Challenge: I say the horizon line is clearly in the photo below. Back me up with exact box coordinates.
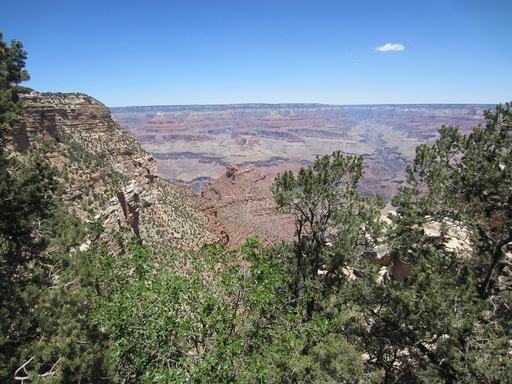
[109,101,497,109]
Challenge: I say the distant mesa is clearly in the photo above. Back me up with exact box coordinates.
[234,135,258,146]
[148,112,175,124]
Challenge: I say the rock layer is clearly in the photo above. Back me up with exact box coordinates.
[112,103,490,200]
[201,164,295,247]
[11,91,225,254]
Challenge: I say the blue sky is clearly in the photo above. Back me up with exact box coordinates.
[1,0,511,107]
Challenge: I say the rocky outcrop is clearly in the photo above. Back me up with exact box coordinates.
[202,164,295,247]
[11,91,224,254]
[12,92,115,151]
[361,250,414,282]
[116,182,141,237]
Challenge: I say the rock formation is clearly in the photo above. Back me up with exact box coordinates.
[361,250,414,282]
[11,91,226,254]
[112,103,490,200]
[201,164,295,247]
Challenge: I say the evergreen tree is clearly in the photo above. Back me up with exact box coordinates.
[0,32,29,145]
[353,103,512,382]
[0,33,112,382]
[271,151,385,320]
[394,103,512,298]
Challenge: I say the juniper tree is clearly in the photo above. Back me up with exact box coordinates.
[0,32,29,145]
[393,103,512,298]
[271,151,385,320]
[369,103,512,382]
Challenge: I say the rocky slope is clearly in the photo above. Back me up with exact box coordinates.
[201,164,295,248]
[112,103,491,200]
[11,91,226,254]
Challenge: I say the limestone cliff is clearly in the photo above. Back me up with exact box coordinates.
[11,91,225,254]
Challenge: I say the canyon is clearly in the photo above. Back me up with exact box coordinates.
[14,95,492,250]
[111,103,491,201]
[12,91,226,253]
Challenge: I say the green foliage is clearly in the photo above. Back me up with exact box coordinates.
[87,234,364,383]
[366,102,512,382]
[272,151,385,319]
[0,152,116,381]
[307,333,364,383]
[342,243,482,382]
[268,151,387,382]
[91,237,262,382]
[394,102,512,297]
[0,32,29,143]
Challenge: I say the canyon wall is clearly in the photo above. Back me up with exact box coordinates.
[112,103,490,200]
[11,91,226,253]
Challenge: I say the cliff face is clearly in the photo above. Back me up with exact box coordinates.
[12,92,116,151]
[11,91,225,254]
[112,103,490,200]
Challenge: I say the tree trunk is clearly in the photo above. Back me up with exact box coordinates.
[478,235,511,298]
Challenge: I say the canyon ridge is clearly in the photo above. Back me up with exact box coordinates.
[111,103,491,201]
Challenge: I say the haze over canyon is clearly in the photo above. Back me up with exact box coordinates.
[112,103,491,200]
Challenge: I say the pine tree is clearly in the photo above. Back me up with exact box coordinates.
[272,151,385,320]
[368,103,512,382]
[394,103,512,298]
[0,31,29,145]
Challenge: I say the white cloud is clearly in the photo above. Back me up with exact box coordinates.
[376,43,405,52]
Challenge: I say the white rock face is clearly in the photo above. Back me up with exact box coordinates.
[422,217,472,253]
